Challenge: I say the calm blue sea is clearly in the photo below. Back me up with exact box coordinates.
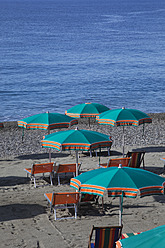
[0,0,165,121]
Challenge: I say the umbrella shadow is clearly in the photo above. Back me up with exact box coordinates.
[132,146,165,153]
[53,175,73,186]
[144,166,164,175]
[0,176,30,187]
[0,203,45,222]
[152,195,165,203]
[78,203,106,217]
[15,152,69,160]
[81,150,122,158]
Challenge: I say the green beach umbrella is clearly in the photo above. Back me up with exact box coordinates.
[96,107,152,156]
[116,225,165,248]
[41,128,112,176]
[70,165,165,225]
[65,102,110,126]
[18,112,78,161]
[18,112,78,140]
[18,112,78,131]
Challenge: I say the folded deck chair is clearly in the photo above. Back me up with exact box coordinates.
[54,163,81,185]
[99,157,131,168]
[126,151,145,169]
[44,192,80,220]
[88,225,122,248]
[24,162,54,188]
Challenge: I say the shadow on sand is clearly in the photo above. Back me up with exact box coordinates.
[0,203,45,222]
[0,176,30,187]
[15,152,69,160]
[133,146,165,153]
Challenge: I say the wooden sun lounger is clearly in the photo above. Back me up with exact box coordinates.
[24,162,55,188]
[126,151,145,169]
[54,163,81,185]
[99,157,131,168]
[44,192,80,220]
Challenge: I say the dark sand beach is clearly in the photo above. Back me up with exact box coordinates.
[0,113,165,248]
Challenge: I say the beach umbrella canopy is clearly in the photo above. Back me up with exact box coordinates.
[41,128,112,175]
[116,225,165,248]
[18,112,78,131]
[70,166,165,225]
[18,112,78,161]
[65,103,110,125]
[96,107,152,156]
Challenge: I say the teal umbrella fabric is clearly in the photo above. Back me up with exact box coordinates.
[116,225,165,248]
[42,128,112,175]
[96,107,152,156]
[42,128,112,151]
[96,107,152,126]
[18,112,78,131]
[70,166,165,225]
[65,102,110,118]
[18,112,78,160]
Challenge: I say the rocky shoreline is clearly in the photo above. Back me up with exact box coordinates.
[0,113,165,158]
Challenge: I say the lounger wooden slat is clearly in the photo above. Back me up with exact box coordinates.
[24,162,55,188]
[54,163,81,185]
[99,157,131,168]
[44,192,80,220]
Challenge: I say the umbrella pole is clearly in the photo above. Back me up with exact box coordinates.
[119,197,122,226]
[22,127,24,142]
[48,128,51,162]
[119,192,123,226]
[98,147,101,166]
[122,126,125,157]
[49,149,51,162]
[76,150,79,176]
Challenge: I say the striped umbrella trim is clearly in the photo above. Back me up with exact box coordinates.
[107,187,138,198]
[80,188,104,196]
[70,178,81,187]
[80,184,105,196]
[41,141,112,151]
[18,120,78,129]
[97,118,152,126]
[138,118,152,124]
[65,112,100,118]
[108,191,137,198]
[139,186,164,197]
[81,184,106,191]
[70,182,80,190]
[41,142,61,151]
[70,183,104,196]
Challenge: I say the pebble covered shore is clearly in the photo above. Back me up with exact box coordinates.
[0,113,165,158]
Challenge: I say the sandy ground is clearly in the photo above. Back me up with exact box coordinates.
[0,145,165,248]
[0,115,165,247]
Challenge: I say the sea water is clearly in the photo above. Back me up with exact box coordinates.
[0,0,165,121]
